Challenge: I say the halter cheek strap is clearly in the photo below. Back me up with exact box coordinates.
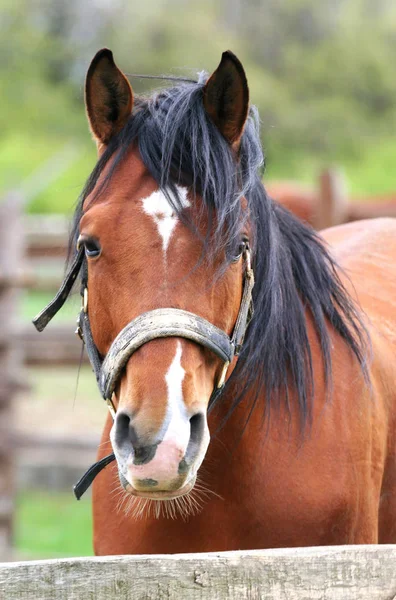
[32,249,254,500]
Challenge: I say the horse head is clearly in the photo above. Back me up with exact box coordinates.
[80,49,252,499]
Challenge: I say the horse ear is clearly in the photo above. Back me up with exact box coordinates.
[85,48,133,147]
[203,51,249,147]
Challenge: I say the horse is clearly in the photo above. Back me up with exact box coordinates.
[34,49,396,555]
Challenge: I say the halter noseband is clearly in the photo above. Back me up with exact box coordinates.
[33,246,254,499]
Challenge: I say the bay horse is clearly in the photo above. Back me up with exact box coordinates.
[34,49,396,554]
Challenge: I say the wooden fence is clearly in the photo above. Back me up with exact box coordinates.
[0,193,24,561]
[0,147,82,560]
[1,545,396,599]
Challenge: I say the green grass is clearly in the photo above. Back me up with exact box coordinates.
[16,491,93,559]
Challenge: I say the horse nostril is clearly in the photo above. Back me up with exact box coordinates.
[189,413,205,446]
[182,412,205,467]
[114,411,159,465]
[114,411,131,447]
[133,445,159,465]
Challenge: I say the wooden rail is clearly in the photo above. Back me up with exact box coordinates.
[1,545,396,599]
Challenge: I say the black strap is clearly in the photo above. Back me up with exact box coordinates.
[73,452,116,500]
[32,248,84,332]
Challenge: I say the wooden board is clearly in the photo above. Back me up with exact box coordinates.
[1,545,396,599]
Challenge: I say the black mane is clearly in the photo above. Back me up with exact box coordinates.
[69,76,369,426]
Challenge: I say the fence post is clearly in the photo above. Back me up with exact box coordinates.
[316,168,348,229]
[0,192,24,560]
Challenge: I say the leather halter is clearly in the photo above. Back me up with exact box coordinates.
[33,246,254,499]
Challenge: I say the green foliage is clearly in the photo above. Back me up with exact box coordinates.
[2,0,396,212]
[30,146,96,214]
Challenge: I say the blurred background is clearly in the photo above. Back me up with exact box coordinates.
[1,0,396,560]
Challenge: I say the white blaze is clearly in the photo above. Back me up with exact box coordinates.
[164,341,189,446]
[141,186,190,254]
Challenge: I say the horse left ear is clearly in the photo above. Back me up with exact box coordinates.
[203,51,249,147]
[85,48,133,148]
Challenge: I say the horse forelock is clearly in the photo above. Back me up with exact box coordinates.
[68,76,370,429]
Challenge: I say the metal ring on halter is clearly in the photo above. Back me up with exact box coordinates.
[83,288,88,313]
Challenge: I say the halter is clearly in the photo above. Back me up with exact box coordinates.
[33,245,254,499]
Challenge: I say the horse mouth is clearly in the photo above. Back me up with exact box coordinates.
[120,475,197,500]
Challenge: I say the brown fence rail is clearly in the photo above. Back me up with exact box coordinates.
[1,545,396,599]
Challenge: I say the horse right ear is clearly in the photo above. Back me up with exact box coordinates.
[85,49,133,149]
[203,51,249,148]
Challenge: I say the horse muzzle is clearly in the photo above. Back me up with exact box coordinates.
[110,407,210,498]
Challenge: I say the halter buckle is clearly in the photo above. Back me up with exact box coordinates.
[217,361,230,388]
[106,396,117,419]
[83,288,88,313]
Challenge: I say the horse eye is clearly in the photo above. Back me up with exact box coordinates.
[78,236,101,258]
[238,241,246,255]
[231,237,249,262]
[85,239,101,258]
